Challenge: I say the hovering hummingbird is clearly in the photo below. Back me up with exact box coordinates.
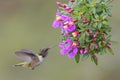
[14,45,56,70]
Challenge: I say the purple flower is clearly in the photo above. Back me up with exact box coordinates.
[61,15,76,33]
[63,16,76,33]
[59,38,72,48]
[52,10,63,28]
[61,15,72,21]
[52,11,76,33]
[63,21,76,33]
[52,20,63,28]
[59,38,79,58]
[68,47,78,58]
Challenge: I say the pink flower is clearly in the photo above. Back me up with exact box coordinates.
[72,31,80,37]
[59,38,79,58]
[52,10,63,28]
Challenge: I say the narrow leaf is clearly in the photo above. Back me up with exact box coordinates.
[75,53,80,63]
[98,23,102,29]
[82,54,89,61]
[79,33,85,40]
[107,47,114,55]
[111,41,118,45]
[91,55,98,65]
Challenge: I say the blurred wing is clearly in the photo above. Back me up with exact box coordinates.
[15,49,37,62]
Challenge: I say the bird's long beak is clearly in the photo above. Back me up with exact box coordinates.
[49,44,57,49]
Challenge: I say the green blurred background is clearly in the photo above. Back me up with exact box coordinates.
[0,0,119,80]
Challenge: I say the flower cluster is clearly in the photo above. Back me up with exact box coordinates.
[52,10,76,33]
[52,0,114,65]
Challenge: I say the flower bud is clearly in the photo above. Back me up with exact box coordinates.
[56,2,67,8]
[56,2,62,7]
[93,33,97,38]
[107,42,112,45]
[64,6,73,13]
[92,54,98,61]
[72,31,80,37]
[89,29,93,34]
[82,17,88,24]
[69,0,75,2]
[80,49,84,54]
[85,31,90,36]
[56,15,62,21]
[94,43,98,49]
[84,49,88,54]
[72,41,79,47]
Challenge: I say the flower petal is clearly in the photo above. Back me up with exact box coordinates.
[60,48,68,55]
[56,9,61,15]
[68,47,78,58]
[67,25,76,32]
[66,38,72,44]
[73,47,78,53]
[66,45,72,51]
[80,49,84,55]
[59,42,65,47]
[52,20,63,28]
[61,15,72,21]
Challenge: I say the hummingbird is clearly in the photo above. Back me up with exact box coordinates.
[14,45,56,70]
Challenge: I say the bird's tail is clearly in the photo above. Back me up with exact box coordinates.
[13,62,30,67]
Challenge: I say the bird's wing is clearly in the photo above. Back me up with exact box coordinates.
[15,49,39,62]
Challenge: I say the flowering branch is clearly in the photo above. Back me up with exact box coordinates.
[52,0,114,65]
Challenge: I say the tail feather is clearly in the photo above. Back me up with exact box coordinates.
[14,63,23,67]
[14,62,30,67]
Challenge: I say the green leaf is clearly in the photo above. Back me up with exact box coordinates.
[98,42,102,48]
[102,21,108,25]
[111,41,118,45]
[98,23,102,29]
[92,7,96,14]
[82,54,89,61]
[79,33,85,41]
[107,47,114,55]
[99,47,107,55]
[75,53,80,63]
[90,43,95,51]
[81,6,87,14]
[94,14,99,19]
[108,11,112,16]
[85,14,90,21]
[68,1,73,6]
[91,56,98,65]
[73,11,79,16]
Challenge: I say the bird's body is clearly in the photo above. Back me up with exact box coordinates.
[14,55,44,70]
[14,47,51,70]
